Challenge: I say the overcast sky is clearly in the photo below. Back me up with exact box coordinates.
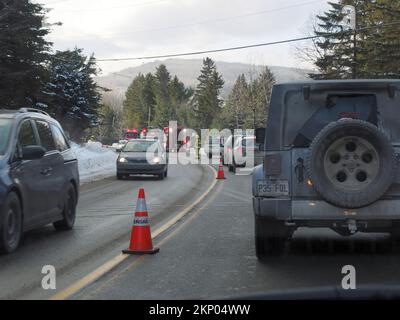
[37,0,331,75]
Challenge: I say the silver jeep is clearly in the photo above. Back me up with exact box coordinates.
[253,80,400,259]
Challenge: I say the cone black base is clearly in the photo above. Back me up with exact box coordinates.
[122,247,160,255]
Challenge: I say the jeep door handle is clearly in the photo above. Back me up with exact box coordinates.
[41,167,53,175]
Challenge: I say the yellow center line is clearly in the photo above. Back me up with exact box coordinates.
[49,165,218,300]
[80,182,224,300]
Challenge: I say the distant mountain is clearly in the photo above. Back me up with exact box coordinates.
[96,58,313,102]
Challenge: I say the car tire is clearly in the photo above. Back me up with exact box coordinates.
[53,184,77,231]
[307,119,396,209]
[255,216,290,260]
[117,173,124,180]
[157,173,165,180]
[0,192,22,254]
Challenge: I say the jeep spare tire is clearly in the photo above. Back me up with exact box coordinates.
[307,119,396,209]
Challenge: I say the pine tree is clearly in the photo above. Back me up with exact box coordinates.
[169,75,193,124]
[95,104,119,145]
[194,58,224,129]
[42,48,101,140]
[123,67,193,129]
[222,74,248,130]
[123,73,146,129]
[307,0,400,79]
[142,73,156,126]
[310,0,366,79]
[249,67,275,128]
[154,64,172,126]
[0,0,52,108]
[362,0,400,78]
[222,67,275,130]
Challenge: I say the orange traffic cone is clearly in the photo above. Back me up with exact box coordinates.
[217,158,226,180]
[122,188,159,255]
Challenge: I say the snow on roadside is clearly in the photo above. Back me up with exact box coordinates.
[71,141,118,184]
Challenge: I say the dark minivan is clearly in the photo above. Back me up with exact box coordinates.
[0,108,79,253]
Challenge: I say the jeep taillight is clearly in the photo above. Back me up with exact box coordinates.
[264,154,281,176]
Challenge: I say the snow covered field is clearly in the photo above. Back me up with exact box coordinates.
[71,142,118,184]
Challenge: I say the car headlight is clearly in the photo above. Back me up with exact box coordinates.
[119,157,128,163]
[152,156,161,164]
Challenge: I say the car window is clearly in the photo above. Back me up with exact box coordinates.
[35,120,56,152]
[50,124,69,152]
[283,93,378,148]
[0,118,13,155]
[18,120,37,148]
[123,140,157,152]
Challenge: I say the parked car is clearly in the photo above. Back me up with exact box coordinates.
[253,80,400,260]
[0,108,79,253]
[116,139,168,180]
[229,135,263,173]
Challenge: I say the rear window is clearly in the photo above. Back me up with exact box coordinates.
[123,140,159,152]
[283,93,381,148]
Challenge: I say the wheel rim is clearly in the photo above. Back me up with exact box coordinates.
[324,136,380,191]
[5,206,20,248]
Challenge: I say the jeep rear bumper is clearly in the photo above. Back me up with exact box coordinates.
[253,197,400,221]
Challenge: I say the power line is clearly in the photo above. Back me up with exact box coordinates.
[96,21,400,62]
[50,0,169,13]
[61,0,326,39]
[42,0,74,4]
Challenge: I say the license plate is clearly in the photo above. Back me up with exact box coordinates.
[257,180,289,197]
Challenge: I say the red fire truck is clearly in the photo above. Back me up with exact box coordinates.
[125,128,139,140]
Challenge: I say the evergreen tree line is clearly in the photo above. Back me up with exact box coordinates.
[123,66,194,130]
[123,58,224,131]
[0,0,102,140]
[301,0,400,79]
[219,67,276,130]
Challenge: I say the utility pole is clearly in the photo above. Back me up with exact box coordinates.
[342,4,357,79]
[147,105,151,128]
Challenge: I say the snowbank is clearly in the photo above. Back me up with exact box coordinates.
[71,141,118,184]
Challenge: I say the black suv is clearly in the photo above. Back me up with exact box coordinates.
[0,108,79,253]
[253,80,400,259]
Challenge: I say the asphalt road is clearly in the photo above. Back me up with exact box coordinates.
[0,163,215,300]
[73,166,400,300]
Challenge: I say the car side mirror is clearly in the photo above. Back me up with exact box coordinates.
[116,148,122,153]
[255,128,266,145]
[21,146,46,160]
